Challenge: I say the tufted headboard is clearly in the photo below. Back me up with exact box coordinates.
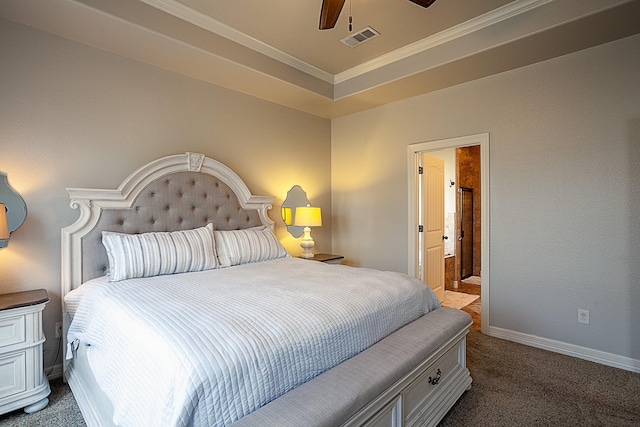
[61,153,274,302]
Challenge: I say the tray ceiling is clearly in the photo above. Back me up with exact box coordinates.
[2,0,639,118]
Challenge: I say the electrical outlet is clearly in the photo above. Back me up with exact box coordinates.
[55,321,63,338]
[578,309,590,325]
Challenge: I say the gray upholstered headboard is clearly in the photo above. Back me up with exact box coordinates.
[82,171,263,282]
[61,153,274,299]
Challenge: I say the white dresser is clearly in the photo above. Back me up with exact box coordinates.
[0,289,50,415]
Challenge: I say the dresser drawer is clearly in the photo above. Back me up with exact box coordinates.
[0,351,27,399]
[0,316,26,349]
[403,341,463,426]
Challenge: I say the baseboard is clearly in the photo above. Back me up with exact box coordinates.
[488,326,640,373]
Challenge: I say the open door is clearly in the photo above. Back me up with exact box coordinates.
[420,154,445,301]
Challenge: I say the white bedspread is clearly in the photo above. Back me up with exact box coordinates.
[66,257,440,427]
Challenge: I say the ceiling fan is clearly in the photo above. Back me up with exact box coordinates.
[319,0,437,30]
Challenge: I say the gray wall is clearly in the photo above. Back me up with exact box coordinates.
[332,34,640,363]
[0,19,331,373]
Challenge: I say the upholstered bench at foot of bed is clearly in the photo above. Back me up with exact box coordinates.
[231,307,472,427]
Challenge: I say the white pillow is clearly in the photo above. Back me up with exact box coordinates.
[215,227,288,268]
[102,224,218,281]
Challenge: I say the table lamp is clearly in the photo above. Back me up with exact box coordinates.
[294,206,322,258]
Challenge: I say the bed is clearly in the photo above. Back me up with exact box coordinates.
[61,152,472,427]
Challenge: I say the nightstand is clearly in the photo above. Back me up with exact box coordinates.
[301,253,345,264]
[0,289,51,415]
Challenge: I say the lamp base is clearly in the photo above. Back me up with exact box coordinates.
[299,226,315,258]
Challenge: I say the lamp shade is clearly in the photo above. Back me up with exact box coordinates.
[0,203,9,240]
[294,206,322,227]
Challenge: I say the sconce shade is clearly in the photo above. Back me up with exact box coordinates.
[0,204,9,240]
[294,206,322,227]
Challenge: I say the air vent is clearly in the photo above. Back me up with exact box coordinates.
[341,26,380,48]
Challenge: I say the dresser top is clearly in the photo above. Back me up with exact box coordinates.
[0,289,49,311]
[299,253,345,262]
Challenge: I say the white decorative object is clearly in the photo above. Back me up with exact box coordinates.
[187,152,205,172]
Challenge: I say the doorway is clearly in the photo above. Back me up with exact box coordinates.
[407,134,490,333]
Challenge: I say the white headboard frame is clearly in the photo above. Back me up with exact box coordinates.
[61,152,274,303]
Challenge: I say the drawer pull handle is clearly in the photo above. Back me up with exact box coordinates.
[428,369,441,385]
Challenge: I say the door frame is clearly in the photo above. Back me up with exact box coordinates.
[407,133,490,333]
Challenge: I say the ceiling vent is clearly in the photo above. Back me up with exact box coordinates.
[341,26,380,48]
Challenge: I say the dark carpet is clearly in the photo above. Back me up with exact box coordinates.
[439,331,640,426]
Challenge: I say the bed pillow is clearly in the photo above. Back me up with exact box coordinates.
[214,227,288,268]
[102,223,218,281]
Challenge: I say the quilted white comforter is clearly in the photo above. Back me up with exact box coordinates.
[65,257,440,427]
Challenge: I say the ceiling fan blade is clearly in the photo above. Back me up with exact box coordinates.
[319,0,347,30]
[409,0,437,8]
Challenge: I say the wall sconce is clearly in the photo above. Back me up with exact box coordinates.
[0,173,27,248]
[294,206,322,258]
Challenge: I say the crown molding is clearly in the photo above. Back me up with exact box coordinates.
[139,0,555,87]
[334,0,552,84]
[139,0,335,84]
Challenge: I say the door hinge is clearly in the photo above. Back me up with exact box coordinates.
[418,166,423,174]
[418,225,424,232]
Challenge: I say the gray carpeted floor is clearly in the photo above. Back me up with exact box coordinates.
[0,377,86,427]
[1,331,638,426]
[440,332,640,426]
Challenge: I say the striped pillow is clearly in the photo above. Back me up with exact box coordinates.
[215,227,288,268]
[102,224,218,281]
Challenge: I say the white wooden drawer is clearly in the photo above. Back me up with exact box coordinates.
[0,351,27,399]
[0,316,26,349]
[403,342,462,426]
